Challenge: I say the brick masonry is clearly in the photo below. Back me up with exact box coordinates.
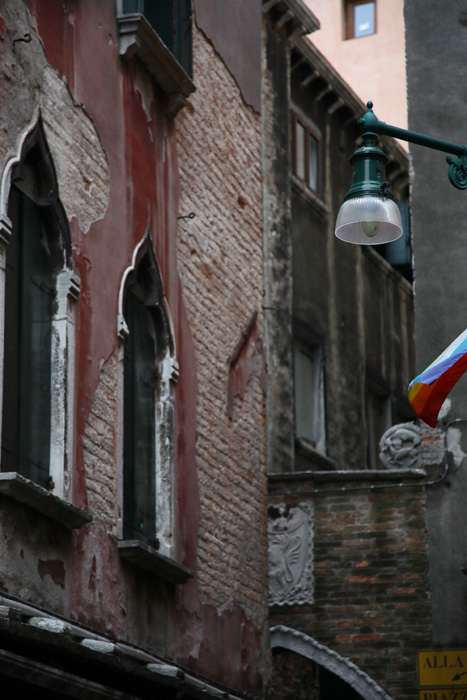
[175,22,268,628]
[40,65,110,235]
[82,349,118,534]
[270,480,432,700]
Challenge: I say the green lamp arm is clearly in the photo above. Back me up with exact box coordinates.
[360,101,467,190]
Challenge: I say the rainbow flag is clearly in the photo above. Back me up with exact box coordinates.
[408,328,467,428]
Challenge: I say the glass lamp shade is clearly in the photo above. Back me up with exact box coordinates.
[335,195,403,245]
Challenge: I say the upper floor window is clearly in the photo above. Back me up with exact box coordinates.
[292,112,321,196]
[122,0,193,78]
[294,338,326,456]
[344,0,376,40]
[1,123,78,500]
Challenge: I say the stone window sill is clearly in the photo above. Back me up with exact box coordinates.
[117,13,196,118]
[269,467,427,497]
[295,437,335,470]
[117,540,194,584]
[0,472,91,529]
[292,175,330,218]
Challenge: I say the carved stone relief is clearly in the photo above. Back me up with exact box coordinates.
[379,422,421,470]
[268,502,313,606]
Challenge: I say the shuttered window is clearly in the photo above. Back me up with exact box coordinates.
[2,186,53,488]
[123,287,157,545]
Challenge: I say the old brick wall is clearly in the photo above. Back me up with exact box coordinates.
[172,15,270,692]
[175,20,268,630]
[270,476,432,700]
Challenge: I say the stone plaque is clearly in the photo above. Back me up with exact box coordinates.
[268,503,313,606]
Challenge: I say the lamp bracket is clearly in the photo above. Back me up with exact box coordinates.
[446,150,467,190]
[379,182,391,197]
[359,101,467,192]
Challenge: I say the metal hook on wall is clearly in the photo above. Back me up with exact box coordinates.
[13,33,32,45]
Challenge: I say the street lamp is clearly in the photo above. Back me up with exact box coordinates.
[335,101,467,245]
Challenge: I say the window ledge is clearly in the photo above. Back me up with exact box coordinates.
[117,540,194,584]
[117,13,195,118]
[292,175,330,218]
[295,438,335,470]
[269,467,427,496]
[0,472,92,529]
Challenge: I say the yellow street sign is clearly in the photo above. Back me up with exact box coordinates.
[419,651,467,687]
[419,691,467,700]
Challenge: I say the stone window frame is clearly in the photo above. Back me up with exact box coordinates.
[291,108,322,198]
[0,113,89,529]
[116,0,196,119]
[116,228,193,584]
[292,320,331,470]
[365,368,394,470]
[119,0,193,78]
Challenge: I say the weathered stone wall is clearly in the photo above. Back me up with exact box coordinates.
[269,475,432,700]
[261,20,295,477]
[175,20,268,630]
[405,0,467,648]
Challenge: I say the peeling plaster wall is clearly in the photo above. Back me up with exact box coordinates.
[0,1,270,696]
[40,66,110,234]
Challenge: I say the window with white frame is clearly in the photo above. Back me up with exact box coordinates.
[294,339,326,455]
[117,233,179,562]
[0,121,79,501]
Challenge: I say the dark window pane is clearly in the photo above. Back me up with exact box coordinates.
[2,187,52,488]
[308,133,319,191]
[366,388,391,469]
[295,121,306,181]
[123,289,157,545]
[122,0,144,12]
[143,0,173,49]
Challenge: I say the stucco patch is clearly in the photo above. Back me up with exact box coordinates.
[39,66,109,233]
[447,426,467,469]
